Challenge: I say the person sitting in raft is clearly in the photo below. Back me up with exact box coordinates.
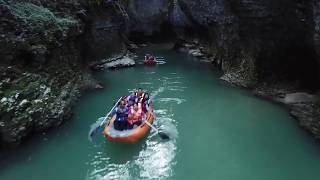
[126,91,138,107]
[136,88,145,98]
[144,54,151,61]
[127,103,144,129]
[149,55,155,61]
[144,54,155,61]
[111,100,129,131]
[139,92,150,113]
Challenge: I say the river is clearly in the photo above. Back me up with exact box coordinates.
[1,44,320,180]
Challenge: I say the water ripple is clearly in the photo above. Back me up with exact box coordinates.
[151,87,165,99]
[87,73,185,180]
[157,98,186,105]
[139,82,153,85]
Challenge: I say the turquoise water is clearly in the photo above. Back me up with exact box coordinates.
[1,44,320,180]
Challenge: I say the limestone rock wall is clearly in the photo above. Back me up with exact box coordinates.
[0,0,124,147]
[127,0,171,36]
[314,0,320,57]
[1,0,320,147]
[175,0,319,88]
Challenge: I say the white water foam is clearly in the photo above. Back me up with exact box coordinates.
[135,140,176,180]
[155,60,166,65]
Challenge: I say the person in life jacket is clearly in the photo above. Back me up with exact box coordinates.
[144,54,155,61]
[145,54,152,61]
[127,103,144,129]
[144,54,150,61]
[149,55,155,61]
[111,100,129,131]
[126,91,138,107]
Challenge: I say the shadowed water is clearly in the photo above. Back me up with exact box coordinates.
[1,44,320,180]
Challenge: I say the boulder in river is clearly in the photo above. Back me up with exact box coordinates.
[188,48,205,58]
[91,55,136,70]
[104,56,135,68]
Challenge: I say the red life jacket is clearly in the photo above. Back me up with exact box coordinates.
[128,104,143,125]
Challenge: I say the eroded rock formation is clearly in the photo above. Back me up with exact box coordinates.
[1,0,320,146]
[0,0,125,147]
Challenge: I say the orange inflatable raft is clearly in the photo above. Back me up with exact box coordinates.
[103,106,155,143]
[143,60,157,66]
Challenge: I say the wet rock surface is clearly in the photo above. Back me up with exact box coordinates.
[252,84,320,140]
[168,0,320,140]
[93,56,135,69]
[1,0,320,147]
[0,0,123,147]
[0,67,83,147]
[283,93,316,104]
[174,41,206,58]
[314,0,320,57]
[127,0,171,36]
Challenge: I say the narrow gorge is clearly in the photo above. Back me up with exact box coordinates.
[0,0,319,151]
[2,1,320,179]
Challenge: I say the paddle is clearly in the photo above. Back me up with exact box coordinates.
[144,120,169,140]
[88,97,122,140]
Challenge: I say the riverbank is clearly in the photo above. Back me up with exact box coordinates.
[1,0,320,148]
[175,40,320,140]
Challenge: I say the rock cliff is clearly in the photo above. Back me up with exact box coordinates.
[124,0,320,88]
[1,0,320,146]
[124,0,320,139]
[0,0,125,147]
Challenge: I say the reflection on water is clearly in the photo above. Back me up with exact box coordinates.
[87,69,181,180]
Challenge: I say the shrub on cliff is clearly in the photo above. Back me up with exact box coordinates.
[1,1,78,33]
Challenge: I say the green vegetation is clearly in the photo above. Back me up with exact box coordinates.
[2,1,78,32]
